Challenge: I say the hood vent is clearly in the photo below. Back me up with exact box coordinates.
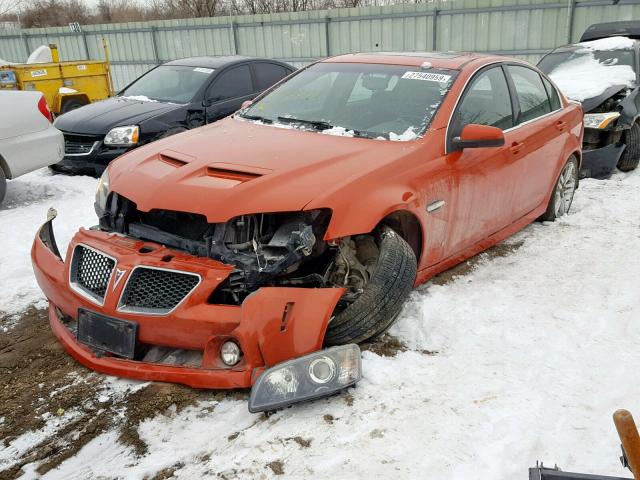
[158,150,194,168]
[160,155,188,168]
[206,166,262,183]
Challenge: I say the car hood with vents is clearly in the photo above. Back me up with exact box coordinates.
[108,117,423,223]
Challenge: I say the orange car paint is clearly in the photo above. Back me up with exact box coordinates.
[32,53,583,389]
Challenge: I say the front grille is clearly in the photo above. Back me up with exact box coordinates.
[63,133,101,155]
[70,245,116,304]
[119,267,200,314]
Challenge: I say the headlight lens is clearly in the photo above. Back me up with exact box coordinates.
[583,112,620,129]
[104,125,139,146]
[220,341,242,366]
[95,169,110,218]
[248,344,361,413]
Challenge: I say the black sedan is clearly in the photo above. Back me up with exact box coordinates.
[53,56,294,175]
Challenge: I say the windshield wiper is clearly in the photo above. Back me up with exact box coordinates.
[240,113,273,123]
[277,116,333,130]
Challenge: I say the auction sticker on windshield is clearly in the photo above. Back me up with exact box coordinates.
[402,71,451,82]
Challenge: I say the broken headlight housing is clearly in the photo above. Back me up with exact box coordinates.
[94,169,110,218]
[583,112,620,129]
[248,344,362,413]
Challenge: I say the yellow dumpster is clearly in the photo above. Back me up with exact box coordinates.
[0,44,113,115]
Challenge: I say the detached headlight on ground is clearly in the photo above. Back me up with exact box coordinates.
[583,112,620,129]
[104,125,139,146]
[248,344,361,413]
[94,169,110,217]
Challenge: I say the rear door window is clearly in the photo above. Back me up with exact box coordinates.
[541,76,561,111]
[209,65,253,102]
[451,66,514,137]
[253,62,290,92]
[507,65,552,123]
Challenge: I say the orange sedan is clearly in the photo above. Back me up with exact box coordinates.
[32,52,582,410]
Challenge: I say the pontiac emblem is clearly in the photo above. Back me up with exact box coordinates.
[113,268,127,291]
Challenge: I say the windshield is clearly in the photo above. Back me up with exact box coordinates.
[120,65,214,103]
[241,63,458,140]
[538,49,636,75]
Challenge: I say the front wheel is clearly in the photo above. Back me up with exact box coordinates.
[324,226,417,346]
[539,156,578,222]
[618,122,640,172]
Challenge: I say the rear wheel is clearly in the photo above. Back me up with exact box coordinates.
[539,156,578,222]
[0,168,5,205]
[324,226,417,346]
[60,99,87,114]
[618,122,640,172]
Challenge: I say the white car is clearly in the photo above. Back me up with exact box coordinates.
[0,91,64,204]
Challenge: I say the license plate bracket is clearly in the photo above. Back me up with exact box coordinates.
[77,309,138,359]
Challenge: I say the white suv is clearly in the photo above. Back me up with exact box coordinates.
[0,90,64,204]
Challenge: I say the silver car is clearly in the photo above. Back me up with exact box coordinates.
[0,90,64,204]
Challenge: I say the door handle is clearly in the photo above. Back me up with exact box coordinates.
[555,120,567,131]
[509,142,525,154]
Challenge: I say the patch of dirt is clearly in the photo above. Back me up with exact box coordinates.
[361,333,408,357]
[290,436,311,448]
[323,414,334,424]
[430,240,524,286]
[0,308,249,478]
[266,460,285,475]
[119,383,209,456]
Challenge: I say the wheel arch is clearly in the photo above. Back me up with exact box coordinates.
[377,209,423,264]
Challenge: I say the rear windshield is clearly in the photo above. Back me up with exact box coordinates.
[241,62,458,140]
[119,65,214,104]
[538,49,636,75]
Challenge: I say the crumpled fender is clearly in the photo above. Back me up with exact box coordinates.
[618,86,640,127]
[231,287,345,369]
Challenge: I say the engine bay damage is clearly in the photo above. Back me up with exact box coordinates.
[98,193,378,307]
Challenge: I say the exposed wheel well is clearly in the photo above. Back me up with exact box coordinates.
[378,210,422,263]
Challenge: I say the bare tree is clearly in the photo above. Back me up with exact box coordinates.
[0,0,23,18]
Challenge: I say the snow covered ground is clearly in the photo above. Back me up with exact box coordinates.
[1,167,639,479]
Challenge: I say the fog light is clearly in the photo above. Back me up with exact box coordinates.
[308,356,336,384]
[221,341,241,366]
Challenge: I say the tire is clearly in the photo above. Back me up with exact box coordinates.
[539,156,579,222]
[0,168,5,205]
[618,122,640,172]
[60,99,86,114]
[324,226,417,346]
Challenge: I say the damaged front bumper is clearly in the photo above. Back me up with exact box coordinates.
[580,143,626,179]
[32,211,360,407]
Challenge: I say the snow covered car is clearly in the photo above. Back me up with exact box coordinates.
[31,52,582,412]
[0,90,63,205]
[539,22,640,178]
[53,56,294,176]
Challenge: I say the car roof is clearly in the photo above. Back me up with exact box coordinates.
[322,52,516,70]
[581,21,640,42]
[163,56,291,69]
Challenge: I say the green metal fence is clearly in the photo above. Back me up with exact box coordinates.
[1,0,639,89]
